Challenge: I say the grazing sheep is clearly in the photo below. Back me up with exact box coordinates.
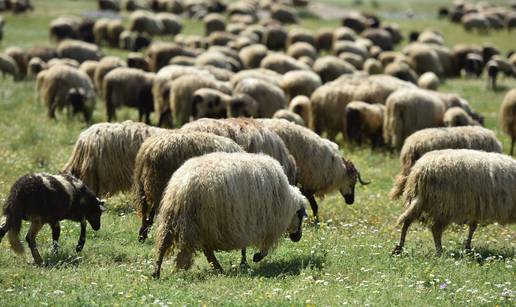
[230,68,282,88]
[79,60,99,83]
[57,40,102,63]
[203,13,225,35]
[289,95,312,128]
[486,60,499,90]
[417,72,440,90]
[0,53,21,81]
[272,109,305,126]
[94,56,126,93]
[315,28,333,51]
[106,19,125,47]
[156,12,182,35]
[443,107,480,127]
[133,131,244,242]
[404,43,444,77]
[169,73,231,126]
[119,30,152,52]
[383,88,446,150]
[38,64,95,122]
[384,61,418,84]
[129,10,163,36]
[462,13,489,34]
[257,118,369,218]
[26,46,58,62]
[280,70,322,101]
[62,121,164,197]
[27,57,47,80]
[147,42,196,72]
[287,41,317,61]
[344,101,385,148]
[392,149,516,256]
[233,77,287,118]
[313,56,355,83]
[500,89,516,155]
[127,52,150,71]
[389,126,503,200]
[5,46,27,78]
[286,28,315,49]
[49,16,80,41]
[103,67,155,123]
[271,4,298,24]
[0,173,106,265]
[260,53,310,74]
[47,58,80,68]
[191,88,258,119]
[362,28,393,51]
[180,118,298,185]
[152,152,307,278]
[262,26,288,51]
[239,44,268,69]
[93,18,109,45]
[363,58,383,75]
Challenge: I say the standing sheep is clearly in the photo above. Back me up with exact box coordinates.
[443,107,480,127]
[180,118,298,185]
[133,131,244,242]
[280,70,322,101]
[392,149,516,256]
[272,109,305,126]
[103,67,155,123]
[0,173,106,265]
[57,40,102,63]
[344,101,385,148]
[389,126,503,200]
[0,53,21,81]
[129,10,163,36]
[27,57,47,80]
[191,88,258,119]
[62,121,164,197]
[93,56,126,93]
[233,77,287,117]
[152,152,307,278]
[289,95,312,128]
[257,118,369,218]
[500,89,516,155]
[417,72,440,90]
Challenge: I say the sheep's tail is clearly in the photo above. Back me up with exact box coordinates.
[396,197,422,225]
[3,215,24,255]
[389,173,408,200]
[132,178,147,218]
[154,210,177,260]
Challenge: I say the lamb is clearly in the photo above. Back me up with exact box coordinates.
[233,77,287,118]
[57,40,102,63]
[344,101,385,148]
[392,149,516,256]
[152,152,307,278]
[443,107,480,127]
[62,121,164,197]
[0,53,21,81]
[257,118,369,218]
[280,70,322,101]
[272,109,305,126]
[103,67,155,123]
[389,126,503,200]
[180,118,298,185]
[38,64,96,122]
[289,95,312,128]
[417,72,440,90]
[133,131,244,242]
[0,173,106,265]
[500,89,516,155]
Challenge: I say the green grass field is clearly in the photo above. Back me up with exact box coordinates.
[0,0,515,305]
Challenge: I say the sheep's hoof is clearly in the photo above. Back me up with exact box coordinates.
[391,245,403,256]
[151,270,160,279]
[239,262,251,271]
[75,245,84,253]
[138,235,147,243]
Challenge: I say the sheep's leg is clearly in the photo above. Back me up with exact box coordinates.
[26,221,44,265]
[301,189,318,220]
[392,219,412,255]
[140,205,157,243]
[152,230,174,279]
[75,219,86,253]
[0,217,9,242]
[203,249,223,273]
[511,137,514,156]
[240,248,249,269]
[431,222,445,256]
[49,222,61,254]
[464,223,477,250]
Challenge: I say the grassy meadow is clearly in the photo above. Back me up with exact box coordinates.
[0,0,515,305]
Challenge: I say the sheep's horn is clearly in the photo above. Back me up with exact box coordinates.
[357,171,370,185]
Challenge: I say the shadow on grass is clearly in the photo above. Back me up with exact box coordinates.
[251,253,326,278]
[44,250,83,268]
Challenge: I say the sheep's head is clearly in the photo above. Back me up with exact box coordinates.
[340,158,370,205]
[67,88,91,122]
[227,94,258,118]
[287,207,307,242]
[191,89,227,119]
[80,189,107,231]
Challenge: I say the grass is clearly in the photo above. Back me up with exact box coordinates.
[0,0,515,305]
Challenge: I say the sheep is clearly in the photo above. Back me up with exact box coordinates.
[364,58,383,75]
[344,101,385,148]
[333,40,368,60]
[146,42,197,72]
[389,126,503,200]
[103,67,155,123]
[5,46,27,79]
[156,12,182,35]
[272,109,305,126]
[462,13,490,34]
[384,61,418,84]
[26,56,47,80]
[361,28,393,51]
[464,52,483,77]
[287,42,317,61]
[0,173,106,265]
[313,56,355,83]
[169,73,231,126]
[280,70,322,101]
[93,18,109,45]
[392,149,516,256]
[233,77,287,118]
[62,121,165,197]
[195,51,239,71]
[57,40,102,63]
[129,10,163,36]
[133,131,244,242]
[180,118,298,185]
[270,4,298,24]
[486,60,499,90]
[152,152,307,278]
[26,46,57,62]
[341,12,368,33]
[203,13,225,35]
[38,64,96,122]
[417,72,440,90]
[230,68,282,88]
[315,28,333,51]
[98,0,120,11]
[106,19,125,47]
[119,30,152,52]
[79,60,99,83]
[443,107,480,127]
[404,43,444,77]
[47,58,80,68]
[260,53,310,74]
[49,16,80,41]
[93,56,126,93]
[191,88,258,119]
[286,28,315,49]
[500,89,516,155]
[262,26,288,51]
[333,26,357,43]
[257,118,369,218]
[289,95,312,127]
[127,52,150,71]
[239,44,268,69]
[0,53,21,81]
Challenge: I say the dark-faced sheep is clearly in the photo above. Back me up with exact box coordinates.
[392,149,516,256]
[133,131,244,242]
[500,89,516,155]
[0,173,106,265]
[62,121,165,197]
[152,152,307,277]
[344,101,385,148]
[389,126,503,200]
[27,57,47,80]
[127,52,150,71]
[103,67,155,123]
